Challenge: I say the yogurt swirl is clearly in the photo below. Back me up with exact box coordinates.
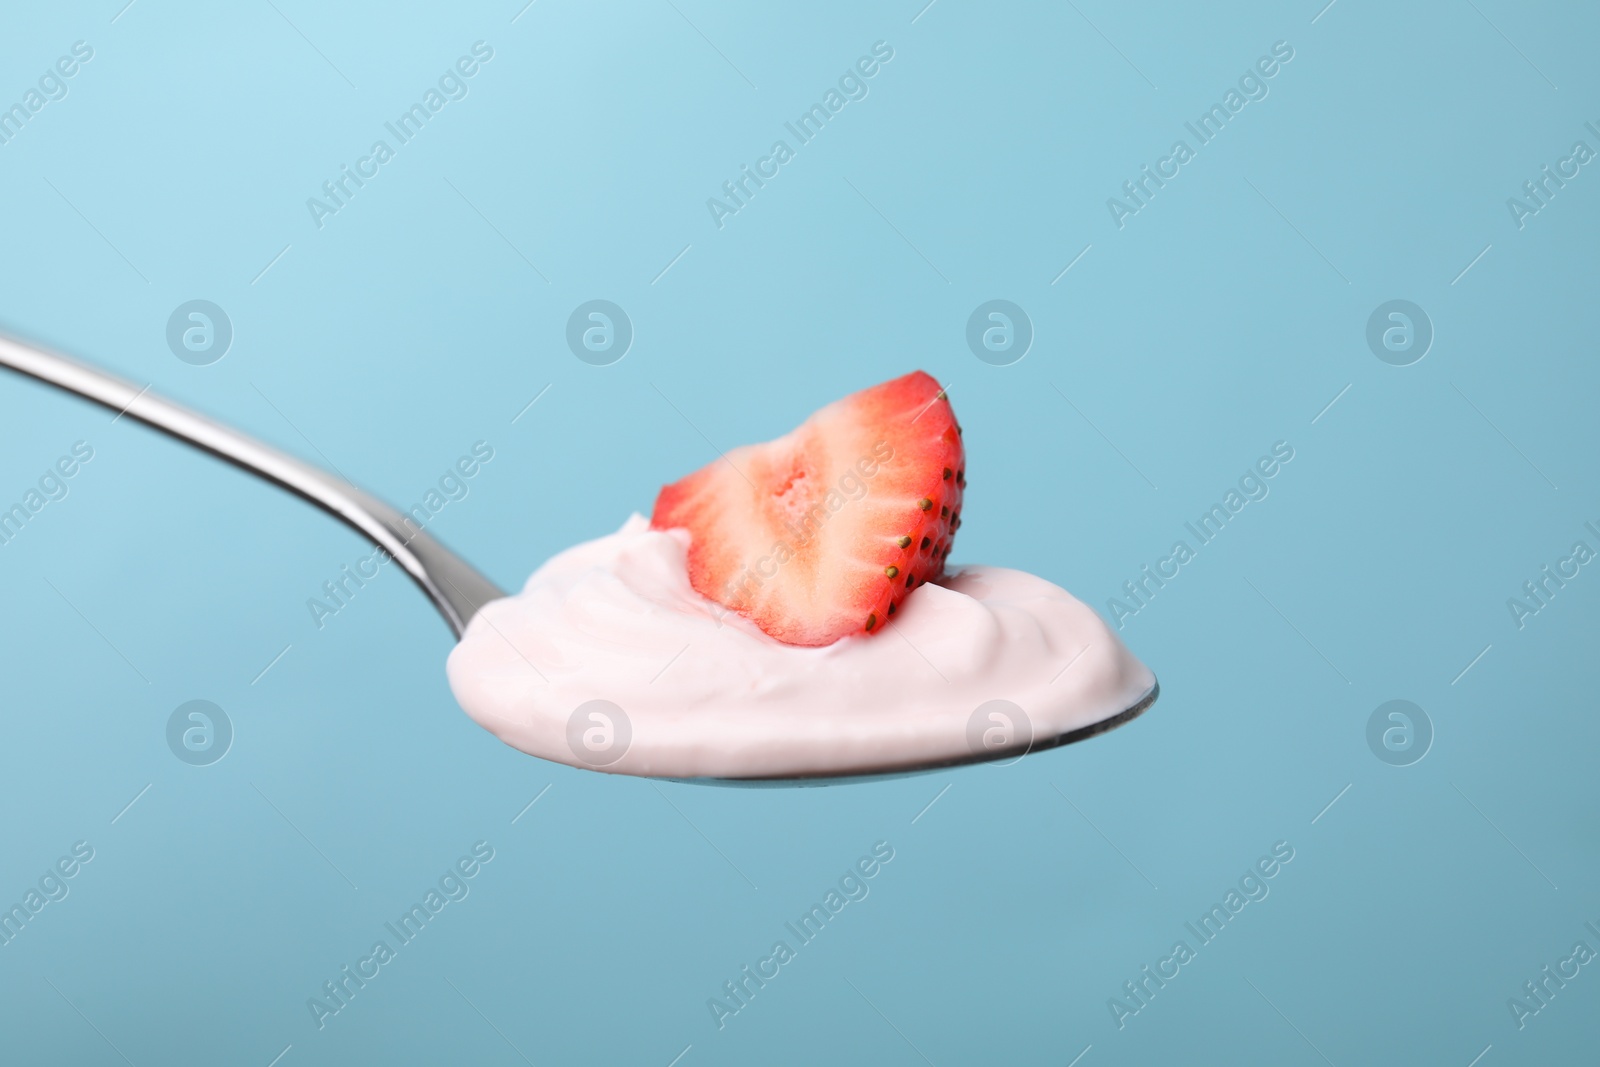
[446,515,1155,779]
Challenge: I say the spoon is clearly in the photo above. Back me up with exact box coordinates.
[0,331,1156,785]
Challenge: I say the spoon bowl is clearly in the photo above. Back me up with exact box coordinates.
[664,682,1158,787]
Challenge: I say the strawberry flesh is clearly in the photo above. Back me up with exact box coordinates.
[651,371,965,647]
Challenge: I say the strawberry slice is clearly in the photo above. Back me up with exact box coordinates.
[652,371,965,647]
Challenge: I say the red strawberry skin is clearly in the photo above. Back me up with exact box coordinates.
[651,371,965,647]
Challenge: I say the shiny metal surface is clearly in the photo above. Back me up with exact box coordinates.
[0,332,505,638]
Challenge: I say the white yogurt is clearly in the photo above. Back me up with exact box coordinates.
[446,515,1156,779]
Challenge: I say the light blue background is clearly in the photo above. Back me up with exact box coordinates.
[1,1,1596,1063]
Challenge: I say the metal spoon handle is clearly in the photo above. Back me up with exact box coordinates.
[0,332,504,638]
